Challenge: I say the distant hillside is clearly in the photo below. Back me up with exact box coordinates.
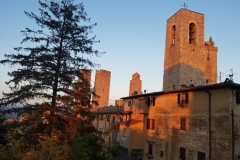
[1,105,22,120]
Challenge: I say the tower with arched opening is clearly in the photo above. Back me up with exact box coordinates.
[163,9,218,91]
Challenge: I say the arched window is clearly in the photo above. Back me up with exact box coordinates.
[189,23,196,44]
[171,25,176,45]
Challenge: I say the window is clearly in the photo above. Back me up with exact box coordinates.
[128,101,131,107]
[178,93,188,104]
[180,147,186,160]
[147,118,155,130]
[189,22,196,44]
[147,97,155,106]
[160,151,163,157]
[171,25,176,45]
[148,143,153,155]
[198,151,205,160]
[107,115,110,122]
[236,91,240,104]
[180,118,186,130]
[131,149,143,160]
[112,116,115,123]
[146,97,151,106]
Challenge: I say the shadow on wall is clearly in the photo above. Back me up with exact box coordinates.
[163,62,205,91]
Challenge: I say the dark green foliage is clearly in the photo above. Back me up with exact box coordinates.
[0,117,7,145]
[0,138,71,160]
[72,133,108,160]
[0,0,103,143]
[108,142,121,159]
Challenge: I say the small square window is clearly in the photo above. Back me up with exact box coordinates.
[178,93,188,105]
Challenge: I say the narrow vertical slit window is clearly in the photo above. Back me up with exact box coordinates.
[171,25,176,45]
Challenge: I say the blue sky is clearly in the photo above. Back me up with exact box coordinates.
[0,1,240,105]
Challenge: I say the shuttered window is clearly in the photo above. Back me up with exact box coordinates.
[147,118,155,130]
[177,93,189,104]
[180,118,186,130]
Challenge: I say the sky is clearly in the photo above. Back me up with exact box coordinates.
[0,0,240,105]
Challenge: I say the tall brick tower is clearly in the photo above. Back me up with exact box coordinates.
[93,69,111,108]
[163,9,218,91]
[129,72,142,96]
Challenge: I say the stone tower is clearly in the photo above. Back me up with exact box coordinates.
[163,9,218,91]
[129,72,142,96]
[93,69,111,108]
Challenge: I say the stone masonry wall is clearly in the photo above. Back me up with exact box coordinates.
[129,72,142,96]
[163,9,218,90]
[93,69,111,108]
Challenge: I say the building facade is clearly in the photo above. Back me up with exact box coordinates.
[120,82,240,160]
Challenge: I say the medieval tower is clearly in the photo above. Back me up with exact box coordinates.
[163,9,218,91]
[129,72,142,96]
[93,69,111,108]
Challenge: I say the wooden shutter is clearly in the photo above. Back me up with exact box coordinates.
[185,93,189,104]
[177,94,180,104]
[181,118,186,130]
[147,97,150,106]
[147,119,150,129]
[152,119,155,130]
[152,97,155,106]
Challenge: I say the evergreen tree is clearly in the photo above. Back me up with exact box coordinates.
[0,0,103,143]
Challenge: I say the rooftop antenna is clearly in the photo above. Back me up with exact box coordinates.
[219,71,222,83]
[182,3,188,9]
[229,69,233,81]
